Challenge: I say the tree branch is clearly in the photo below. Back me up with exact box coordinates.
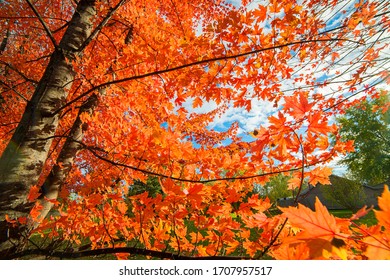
[0,60,39,85]
[25,0,58,48]
[0,80,29,102]
[77,0,127,52]
[53,38,362,115]
[82,142,336,184]
[6,246,251,260]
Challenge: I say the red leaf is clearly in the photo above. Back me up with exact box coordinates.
[284,92,313,119]
[307,112,331,135]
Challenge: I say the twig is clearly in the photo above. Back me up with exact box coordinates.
[83,141,336,184]
[25,0,58,48]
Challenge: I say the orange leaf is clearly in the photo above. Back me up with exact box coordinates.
[27,185,41,202]
[252,5,267,22]
[307,166,332,186]
[271,242,310,260]
[374,185,390,230]
[284,92,313,119]
[268,111,288,131]
[280,197,339,241]
[307,112,331,135]
[117,201,128,215]
[287,175,302,190]
[5,214,16,224]
[364,233,390,260]
[225,188,241,203]
[192,97,203,108]
[350,205,373,221]
[30,202,43,221]
[17,216,27,225]
[116,253,130,260]
[240,212,268,228]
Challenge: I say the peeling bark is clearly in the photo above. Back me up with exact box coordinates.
[0,0,97,253]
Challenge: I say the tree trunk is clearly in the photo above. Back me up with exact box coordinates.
[33,93,99,228]
[0,0,97,254]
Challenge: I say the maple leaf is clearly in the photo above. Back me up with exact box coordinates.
[284,92,313,119]
[374,185,390,230]
[252,5,267,22]
[307,166,332,186]
[280,197,339,241]
[240,213,268,228]
[271,242,310,260]
[192,97,203,108]
[361,186,390,259]
[307,112,331,135]
[287,175,302,190]
[5,215,17,225]
[17,217,28,225]
[29,202,44,222]
[331,52,340,62]
[116,253,130,260]
[225,239,240,255]
[364,237,390,260]
[350,205,373,221]
[225,188,241,203]
[117,201,128,215]
[268,111,288,131]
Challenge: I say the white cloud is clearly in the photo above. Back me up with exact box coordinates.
[226,0,241,8]
[182,97,218,114]
[182,95,276,137]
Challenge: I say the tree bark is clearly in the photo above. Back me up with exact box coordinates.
[0,0,97,253]
[32,93,99,228]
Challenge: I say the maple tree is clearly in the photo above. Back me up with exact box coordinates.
[0,0,389,260]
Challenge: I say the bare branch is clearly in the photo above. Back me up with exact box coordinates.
[0,60,39,85]
[0,80,29,102]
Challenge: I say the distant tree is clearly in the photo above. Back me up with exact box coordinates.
[337,93,390,185]
[322,176,366,211]
[258,173,292,203]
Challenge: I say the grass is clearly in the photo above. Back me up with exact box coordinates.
[330,209,378,226]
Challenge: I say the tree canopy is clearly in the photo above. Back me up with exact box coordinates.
[337,93,390,185]
[0,0,389,260]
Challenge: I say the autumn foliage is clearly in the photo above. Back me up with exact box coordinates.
[0,0,389,259]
